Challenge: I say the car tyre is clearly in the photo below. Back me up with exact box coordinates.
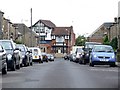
[110,63,116,67]
[11,61,16,71]
[2,67,7,75]
[16,64,20,69]
[30,62,33,66]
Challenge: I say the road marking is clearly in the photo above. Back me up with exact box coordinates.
[90,68,118,72]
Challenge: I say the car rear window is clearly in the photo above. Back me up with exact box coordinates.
[33,49,38,55]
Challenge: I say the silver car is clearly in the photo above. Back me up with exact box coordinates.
[0,40,20,71]
[0,45,7,74]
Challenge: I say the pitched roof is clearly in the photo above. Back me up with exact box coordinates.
[103,22,114,28]
[32,19,56,28]
[52,26,73,36]
[88,22,114,37]
[14,23,37,36]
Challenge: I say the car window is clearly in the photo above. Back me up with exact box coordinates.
[0,45,3,51]
[16,45,25,52]
[77,48,83,52]
[33,49,38,55]
[0,41,13,50]
[93,46,113,52]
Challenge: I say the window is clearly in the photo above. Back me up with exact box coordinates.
[56,36,64,42]
[52,35,55,39]
[65,35,69,39]
[40,36,45,41]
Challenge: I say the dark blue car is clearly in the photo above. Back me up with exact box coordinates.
[89,45,116,67]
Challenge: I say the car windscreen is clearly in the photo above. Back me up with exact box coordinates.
[93,46,114,52]
[77,48,83,52]
[16,45,25,52]
[0,41,13,50]
[0,46,3,51]
[85,43,101,49]
[33,49,38,55]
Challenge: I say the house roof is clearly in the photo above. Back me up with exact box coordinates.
[52,26,73,36]
[88,22,114,37]
[32,20,56,28]
[14,23,37,36]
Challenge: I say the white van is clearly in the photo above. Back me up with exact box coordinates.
[28,47,43,63]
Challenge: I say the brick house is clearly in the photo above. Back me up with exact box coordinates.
[51,26,75,57]
[88,22,115,43]
[0,11,4,39]
[31,20,56,53]
[14,23,38,47]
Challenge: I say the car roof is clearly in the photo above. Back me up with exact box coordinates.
[93,45,112,47]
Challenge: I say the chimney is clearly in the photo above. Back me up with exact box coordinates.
[114,17,117,23]
[118,17,120,23]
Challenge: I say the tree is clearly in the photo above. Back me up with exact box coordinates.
[110,37,118,50]
[103,35,110,45]
[75,35,86,46]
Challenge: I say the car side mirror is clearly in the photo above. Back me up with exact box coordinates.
[27,50,32,53]
[82,48,85,50]
[0,49,4,52]
[14,48,20,51]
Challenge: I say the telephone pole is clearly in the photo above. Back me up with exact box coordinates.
[30,8,33,47]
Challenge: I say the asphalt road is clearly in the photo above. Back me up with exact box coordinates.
[1,58,119,88]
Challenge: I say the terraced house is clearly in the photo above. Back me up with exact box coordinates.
[0,11,4,39]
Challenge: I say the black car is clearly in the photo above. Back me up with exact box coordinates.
[64,54,69,60]
[47,54,54,61]
[41,52,48,62]
[82,42,102,64]
[0,40,21,71]
[0,45,7,74]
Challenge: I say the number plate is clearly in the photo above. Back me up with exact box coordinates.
[100,59,108,61]
[35,56,37,58]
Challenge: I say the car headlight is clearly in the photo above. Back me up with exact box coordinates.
[93,55,97,58]
[7,54,12,60]
[22,55,25,58]
[86,53,89,56]
[111,55,115,58]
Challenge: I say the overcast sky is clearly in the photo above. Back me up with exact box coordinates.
[0,0,119,37]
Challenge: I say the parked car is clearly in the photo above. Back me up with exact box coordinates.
[89,45,116,67]
[0,45,7,74]
[75,46,84,63]
[82,42,102,64]
[0,40,21,71]
[47,54,54,61]
[15,44,23,67]
[69,53,76,62]
[26,46,33,66]
[28,47,43,63]
[16,44,32,66]
[64,53,69,60]
[41,52,48,62]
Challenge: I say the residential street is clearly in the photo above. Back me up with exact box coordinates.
[1,58,119,88]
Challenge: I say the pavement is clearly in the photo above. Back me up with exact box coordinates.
[116,62,120,67]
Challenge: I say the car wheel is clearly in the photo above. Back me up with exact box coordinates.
[89,57,94,67]
[110,63,116,67]
[2,67,7,75]
[20,63,23,67]
[30,62,33,66]
[16,64,20,69]
[11,61,16,71]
